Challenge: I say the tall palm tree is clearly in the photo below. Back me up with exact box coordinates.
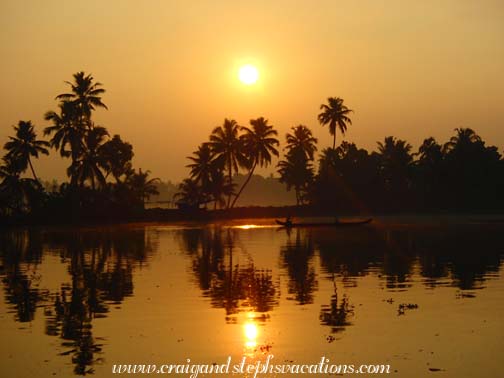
[4,121,49,183]
[208,119,246,208]
[231,117,279,208]
[285,125,318,160]
[55,71,108,129]
[318,97,353,149]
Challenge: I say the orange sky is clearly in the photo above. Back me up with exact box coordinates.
[1,0,503,182]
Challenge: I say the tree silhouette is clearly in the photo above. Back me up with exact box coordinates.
[126,169,160,209]
[4,121,49,184]
[55,71,107,130]
[208,119,246,208]
[231,117,279,208]
[318,97,353,149]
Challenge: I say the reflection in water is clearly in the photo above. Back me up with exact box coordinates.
[280,229,317,304]
[178,228,280,321]
[0,223,503,376]
[0,228,157,375]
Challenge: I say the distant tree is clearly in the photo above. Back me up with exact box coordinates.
[318,97,353,149]
[126,169,160,209]
[231,117,279,208]
[4,121,49,184]
[208,119,247,208]
[99,135,134,183]
[173,178,207,209]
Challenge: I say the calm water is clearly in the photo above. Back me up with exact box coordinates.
[1,218,504,378]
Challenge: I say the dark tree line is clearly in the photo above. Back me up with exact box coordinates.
[0,72,159,223]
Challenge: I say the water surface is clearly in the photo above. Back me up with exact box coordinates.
[1,219,503,377]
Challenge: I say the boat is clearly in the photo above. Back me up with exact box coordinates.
[275,218,372,228]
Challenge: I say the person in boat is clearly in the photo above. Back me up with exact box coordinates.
[285,215,293,227]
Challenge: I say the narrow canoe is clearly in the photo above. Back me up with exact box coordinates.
[275,218,372,228]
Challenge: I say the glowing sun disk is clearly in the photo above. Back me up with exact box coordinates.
[238,65,259,85]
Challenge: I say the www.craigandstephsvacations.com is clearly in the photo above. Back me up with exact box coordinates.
[111,356,391,376]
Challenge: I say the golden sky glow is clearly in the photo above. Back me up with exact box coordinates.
[1,0,504,181]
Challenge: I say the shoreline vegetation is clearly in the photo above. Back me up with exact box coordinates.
[2,71,504,227]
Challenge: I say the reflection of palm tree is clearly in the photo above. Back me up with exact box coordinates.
[320,281,353,333]
[208,119,246,208]
[4,121,49,183]
[231,117,279,208]
[318,97,353,149]
[280,229,317,304]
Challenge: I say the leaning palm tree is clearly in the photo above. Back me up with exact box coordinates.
[231,117,279,208]
[285,125,318,160]
[318,97,353,149]
[4,121,49,184]
[55,71,108,129]
[208,119,247,208]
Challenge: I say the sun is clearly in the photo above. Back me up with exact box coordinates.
[238,64,259,85]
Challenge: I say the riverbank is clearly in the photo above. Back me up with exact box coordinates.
[2,205,504,228]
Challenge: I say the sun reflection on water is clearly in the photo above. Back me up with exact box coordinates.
[243,313,259,350]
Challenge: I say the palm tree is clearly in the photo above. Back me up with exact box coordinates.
[285,125,318,160]
[173,178,206,209]
[208,119,246,208]
[69,127,109,189]
[55,71,108,129]
[231,117,279,208]
[318,97,353,149]
[444,128,481,153]
[186,143,216,190]
[44,100,85,162]
[126,169,160,208]
[98,134,134,183]
[4,121,49,183]
[278,149,314,205]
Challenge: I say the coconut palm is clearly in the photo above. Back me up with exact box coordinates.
[55,71,108,129]
[4,121,49,183]
[285,125,318,160]
[173,178,206,209]
[126,169,160,208]
[231,117,279,208]
[68,126,109,189]
[318,97,353,149]
[208,119,247,208]
[444,128,482,153]
[186,143,216,189]
[44,101,85,162]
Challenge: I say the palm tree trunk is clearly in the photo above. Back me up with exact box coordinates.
[226,158,233,209]
[231,160,257,208]
[333,131,336,150]
[27,157,40,184]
